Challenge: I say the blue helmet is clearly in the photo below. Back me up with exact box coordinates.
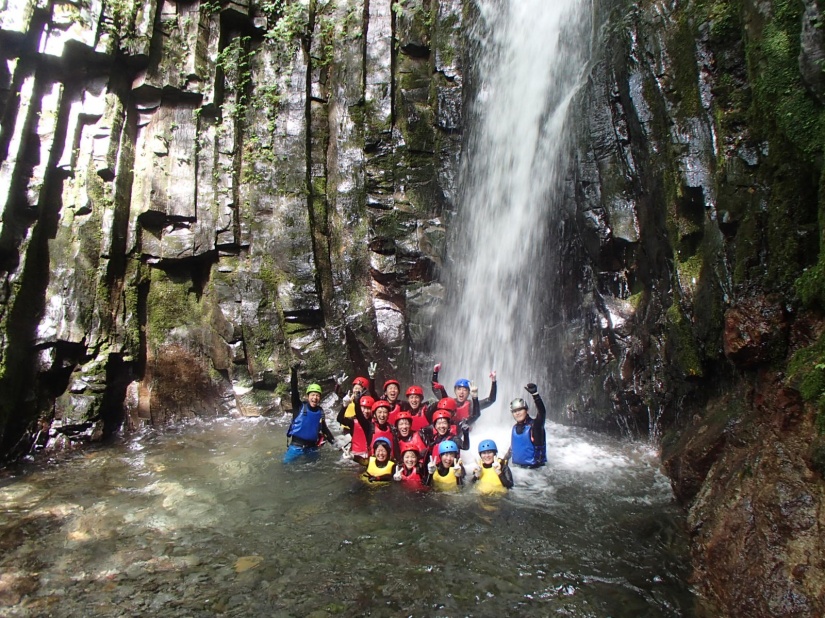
[372,437,392,453]
[439,440,459,455]
[478,439,498,454]
[454,378,471,390]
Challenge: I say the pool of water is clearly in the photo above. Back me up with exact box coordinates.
[0,416,701,617]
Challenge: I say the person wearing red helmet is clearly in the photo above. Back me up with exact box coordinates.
[381,378,403,421]
[393,409,427,460]
[420,400,470,461]
[354,398,397,458]
[334,369,379,434]
[431,363,497,424]
[344,394,375,465]
[392,384,431,429]
[392,442,426,488]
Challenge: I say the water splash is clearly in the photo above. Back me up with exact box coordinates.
[434,0,593,423]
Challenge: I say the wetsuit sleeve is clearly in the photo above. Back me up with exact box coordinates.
[499,461,514,488]
[531,394,547,445]
[457,464,466,486]
[320,418,336,445]
[336,405,352,430]
[468,397,481,425]
[423,402,435,424]
[479,379,497,410]
[353,399,373,443]
[432,383,448,400]
[368,377,378,399]
[290,366,302,417]
[457,428,470,451]
[503,446,513,463]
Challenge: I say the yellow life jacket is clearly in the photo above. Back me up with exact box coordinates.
[365,456,394,480]
[476,459,507,495]
[344,401,356,419]
[431,465,460,491]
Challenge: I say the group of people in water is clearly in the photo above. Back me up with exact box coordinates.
[283,363,547,494]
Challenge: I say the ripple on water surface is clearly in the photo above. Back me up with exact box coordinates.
[0,418,698,617]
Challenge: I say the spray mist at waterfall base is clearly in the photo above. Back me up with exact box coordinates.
[0,418,703,617]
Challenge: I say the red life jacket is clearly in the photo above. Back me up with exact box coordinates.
[454,400,471,422]
[398,431,427,457]
[370,422,395,455]
[387,402,403,425]
[400,465,424,486]
[351,421,368,456]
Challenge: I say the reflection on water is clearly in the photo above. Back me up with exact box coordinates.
[0,418,699,616]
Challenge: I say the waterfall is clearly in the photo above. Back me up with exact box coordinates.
[434,0,593,422]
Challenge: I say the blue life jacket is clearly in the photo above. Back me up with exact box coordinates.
[287,403,323,443]
[511,418,546,467]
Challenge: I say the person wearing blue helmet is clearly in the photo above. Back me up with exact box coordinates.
[425,439,465,491]
[431,363,496,424]
[503,383,547,468]
[283,366,337,464]
[361,436,396,483]
[472,439,514,494]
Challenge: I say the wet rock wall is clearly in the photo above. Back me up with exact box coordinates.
[564,1,825,615]
[0,0,461,456]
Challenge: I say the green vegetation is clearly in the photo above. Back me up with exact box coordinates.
[666,299,703,378]
[146,269,203,346]
[787,332,825,432]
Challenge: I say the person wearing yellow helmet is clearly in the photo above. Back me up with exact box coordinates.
[283,366,336,464]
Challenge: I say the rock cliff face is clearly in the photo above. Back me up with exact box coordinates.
[0,0,460,453]
[1,0,825,616]
[566,0,825,615]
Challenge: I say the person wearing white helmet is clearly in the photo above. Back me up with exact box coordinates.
[503,383,547,468]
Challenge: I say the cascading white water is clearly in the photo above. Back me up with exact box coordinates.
[434,0,592,420]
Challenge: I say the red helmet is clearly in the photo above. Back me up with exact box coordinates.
[405,385,424,397]
[353,376,369,389]
[371,399,392,413]
[394,410,413,424]
[431,409,452,423]
[435,397,457,413]
[400,442,421,456]
[383,379,401,391]
[359,395,375,410]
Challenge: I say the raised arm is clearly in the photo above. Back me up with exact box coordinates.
[290,366,302,416]
[479,371,497,409]
[526,383,547,445]
[431,363,448,399]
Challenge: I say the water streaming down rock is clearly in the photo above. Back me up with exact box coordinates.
[434,0,593,416]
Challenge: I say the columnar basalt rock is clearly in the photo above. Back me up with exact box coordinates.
[0,0,458,455]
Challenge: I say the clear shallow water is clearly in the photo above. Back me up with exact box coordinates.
[0,417,698,617]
